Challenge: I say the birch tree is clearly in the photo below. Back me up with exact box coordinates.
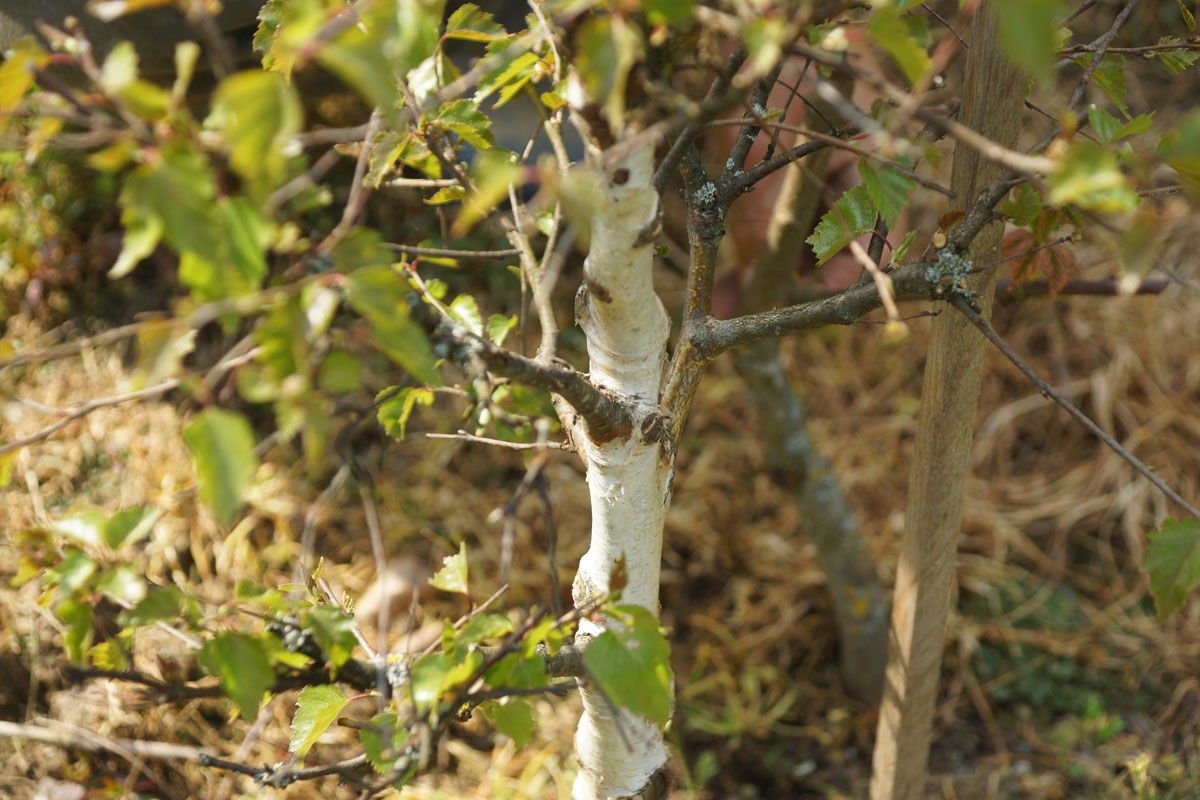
[3,1,1200,799]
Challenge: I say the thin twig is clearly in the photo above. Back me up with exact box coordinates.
[425,431,570,450]
[949,295,1199,519]
[923,3,968,48]
[1067,0,1141,110]
[707,117,956,198]
[387,243,520,259]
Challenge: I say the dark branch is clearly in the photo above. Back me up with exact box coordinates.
[410,300,631,441]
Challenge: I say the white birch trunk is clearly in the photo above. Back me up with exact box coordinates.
[570,144,673,799]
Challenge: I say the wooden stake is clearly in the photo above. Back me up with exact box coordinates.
[869,4,1025,799]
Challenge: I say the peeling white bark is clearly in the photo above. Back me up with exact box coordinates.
[571,145,673,800]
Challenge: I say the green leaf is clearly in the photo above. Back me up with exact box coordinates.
[318,351,362,394]
[996,0,1068,85]
[361,712,409,774]
[198,633,275,720]
[453,147,521,235]
[102,507,158,549]
[430,541,469,595]
[643,0,696,25]
[1143,518,1200,616]
[433,99,495,149]
[290,685,348,757]
[96,564,146,606]
[173,202,271,305]
[1047,141,1140,212]
[426,184,468,205]
[1150,36,1200,74]
[99,41,139,94]
[1085,106,1152,145]
[486,313,517,346]
[485,651,548,690]
[342,252,439,386]
[445,4,505,42]
[868,5,931,86]
[857,159,915,227]
[183,408,259,526]
[583,605,673,727]
[121,142,220,265]
[302,606,358,672]
[1000,183,1044,227]
[90,636,131,672]
[52,550,97,598]
[482,697,535,748]
[448,294,484,336]
[119,586,190,628]
[211,70,303,199]
[1157,111,1200,194]
[806,186,876,265]
[1071,53,1129,118]
[376,387,434,440]
[409,652,450,709]
[456,613,514,648]
[58,599,94,661]
[51,510,108,547]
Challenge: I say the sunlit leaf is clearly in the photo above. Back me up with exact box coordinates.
[87,0,172,22]
[430,541,469,595]
[448,294,484,336]
[432,99,494,150]
[102,507,158,549]
[1143,518,1200,616]
[96,564,146,606]
[290,685,348,757]
[486,313,517,346]
[183,408,259,526]
[445,4,505,42]
[376,387,434,440]
[302,606,358,672]
[58,599,94,661]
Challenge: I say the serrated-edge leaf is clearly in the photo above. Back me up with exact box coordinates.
[806,185,877,265]
[448,294,483,336]
[486,313,517,346]
[290,684,349,756]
